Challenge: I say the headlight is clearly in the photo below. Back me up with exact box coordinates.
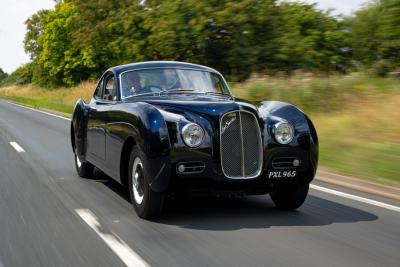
[273,122,294,144]
[182,123,204,147]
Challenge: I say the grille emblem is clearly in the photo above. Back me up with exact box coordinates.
[221,113,237,134]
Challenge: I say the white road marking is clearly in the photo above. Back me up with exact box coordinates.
[9,141,25,153]
[75,209,149,267]
[5,101,71,121]
[311,184,400,213]
[5,101,400,213]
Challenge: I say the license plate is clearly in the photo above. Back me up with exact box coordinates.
[268,170,297,179]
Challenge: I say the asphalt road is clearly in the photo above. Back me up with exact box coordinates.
[0,100,399,267]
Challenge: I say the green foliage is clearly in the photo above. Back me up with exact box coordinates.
[273,2,351,72]
[37,2,97,86]
[378,0,400,65]
[24,10,50,60]
[1,64,34,86]
[0,68,8,84]
[7,0,397,87]
[347,0,400,71]
[369,59,397,77]
[13,0,352,87]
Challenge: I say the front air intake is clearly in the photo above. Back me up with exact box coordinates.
[220,110,263,179]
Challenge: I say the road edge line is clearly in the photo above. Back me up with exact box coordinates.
[310,184,400,213]
[4,100,71,121]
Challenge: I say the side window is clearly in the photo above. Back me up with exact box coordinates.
[94,79,104,99]
[211,74,225,93]
[103,75,117,101]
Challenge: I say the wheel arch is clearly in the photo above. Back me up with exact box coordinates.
[71,98,90,159]
[115,103,171,192]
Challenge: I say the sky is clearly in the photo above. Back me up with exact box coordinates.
[0,0,370,74]
[302,0,370,16]
[0,0,54,73]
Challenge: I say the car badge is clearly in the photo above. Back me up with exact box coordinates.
[222,113,237,133]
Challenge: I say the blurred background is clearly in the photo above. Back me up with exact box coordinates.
[0,0,399,185]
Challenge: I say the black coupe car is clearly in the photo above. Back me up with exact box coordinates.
[71,61,318,218]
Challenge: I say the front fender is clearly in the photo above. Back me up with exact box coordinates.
[258,101,319,182]
[116,102,171,192]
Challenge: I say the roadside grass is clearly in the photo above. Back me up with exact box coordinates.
[1,74,399,185]
[312,96,400,185]
[231,73,399,114]
[0,82,94,114]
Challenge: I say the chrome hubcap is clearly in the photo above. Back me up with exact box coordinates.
[132,157,144,204]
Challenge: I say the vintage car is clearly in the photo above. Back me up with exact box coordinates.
[71,61,318,218]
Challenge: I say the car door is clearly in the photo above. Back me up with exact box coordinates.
[87,73,117,164]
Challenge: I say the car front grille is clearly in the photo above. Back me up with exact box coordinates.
[220,110,263,179]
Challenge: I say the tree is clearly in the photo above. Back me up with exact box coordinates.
[0,64,33,86]
[24,10,50,60]
[18,0,358,87]
[378,0,400,65]
[37,1,98,86]
[347,0,400,70]
[346,1,381,65]
[274,2,351,72]
[0,68,8,85]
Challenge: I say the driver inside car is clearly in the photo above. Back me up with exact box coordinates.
[122,72,142,98]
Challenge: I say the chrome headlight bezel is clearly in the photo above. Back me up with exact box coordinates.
[273,122,294,144]
[181,123,205,148]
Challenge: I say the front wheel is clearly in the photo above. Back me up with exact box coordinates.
[270,183,309,210]
[74,148,94,178]
[128,146,164,219]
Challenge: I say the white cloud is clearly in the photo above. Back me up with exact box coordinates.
[0,0,54,73]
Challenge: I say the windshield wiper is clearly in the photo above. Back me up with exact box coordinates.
[125,90,233,100]
[124,92,161,99]
[160,89,201,95]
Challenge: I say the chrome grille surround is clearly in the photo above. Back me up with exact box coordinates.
[220,110,263,179]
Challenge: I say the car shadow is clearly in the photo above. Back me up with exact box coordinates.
[92,169,379,231]
[157,194,378,231]
[91,168,131,202]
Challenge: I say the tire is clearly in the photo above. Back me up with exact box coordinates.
[270,183,309,210]
[74,148,94,178]
[128,146,164,219]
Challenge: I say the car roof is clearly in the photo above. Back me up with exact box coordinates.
[109,61,220,76]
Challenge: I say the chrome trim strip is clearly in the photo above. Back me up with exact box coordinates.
[238,110,245,177]
[219,110,263,179]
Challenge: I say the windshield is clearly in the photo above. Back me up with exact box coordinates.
[120,68,230,98]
